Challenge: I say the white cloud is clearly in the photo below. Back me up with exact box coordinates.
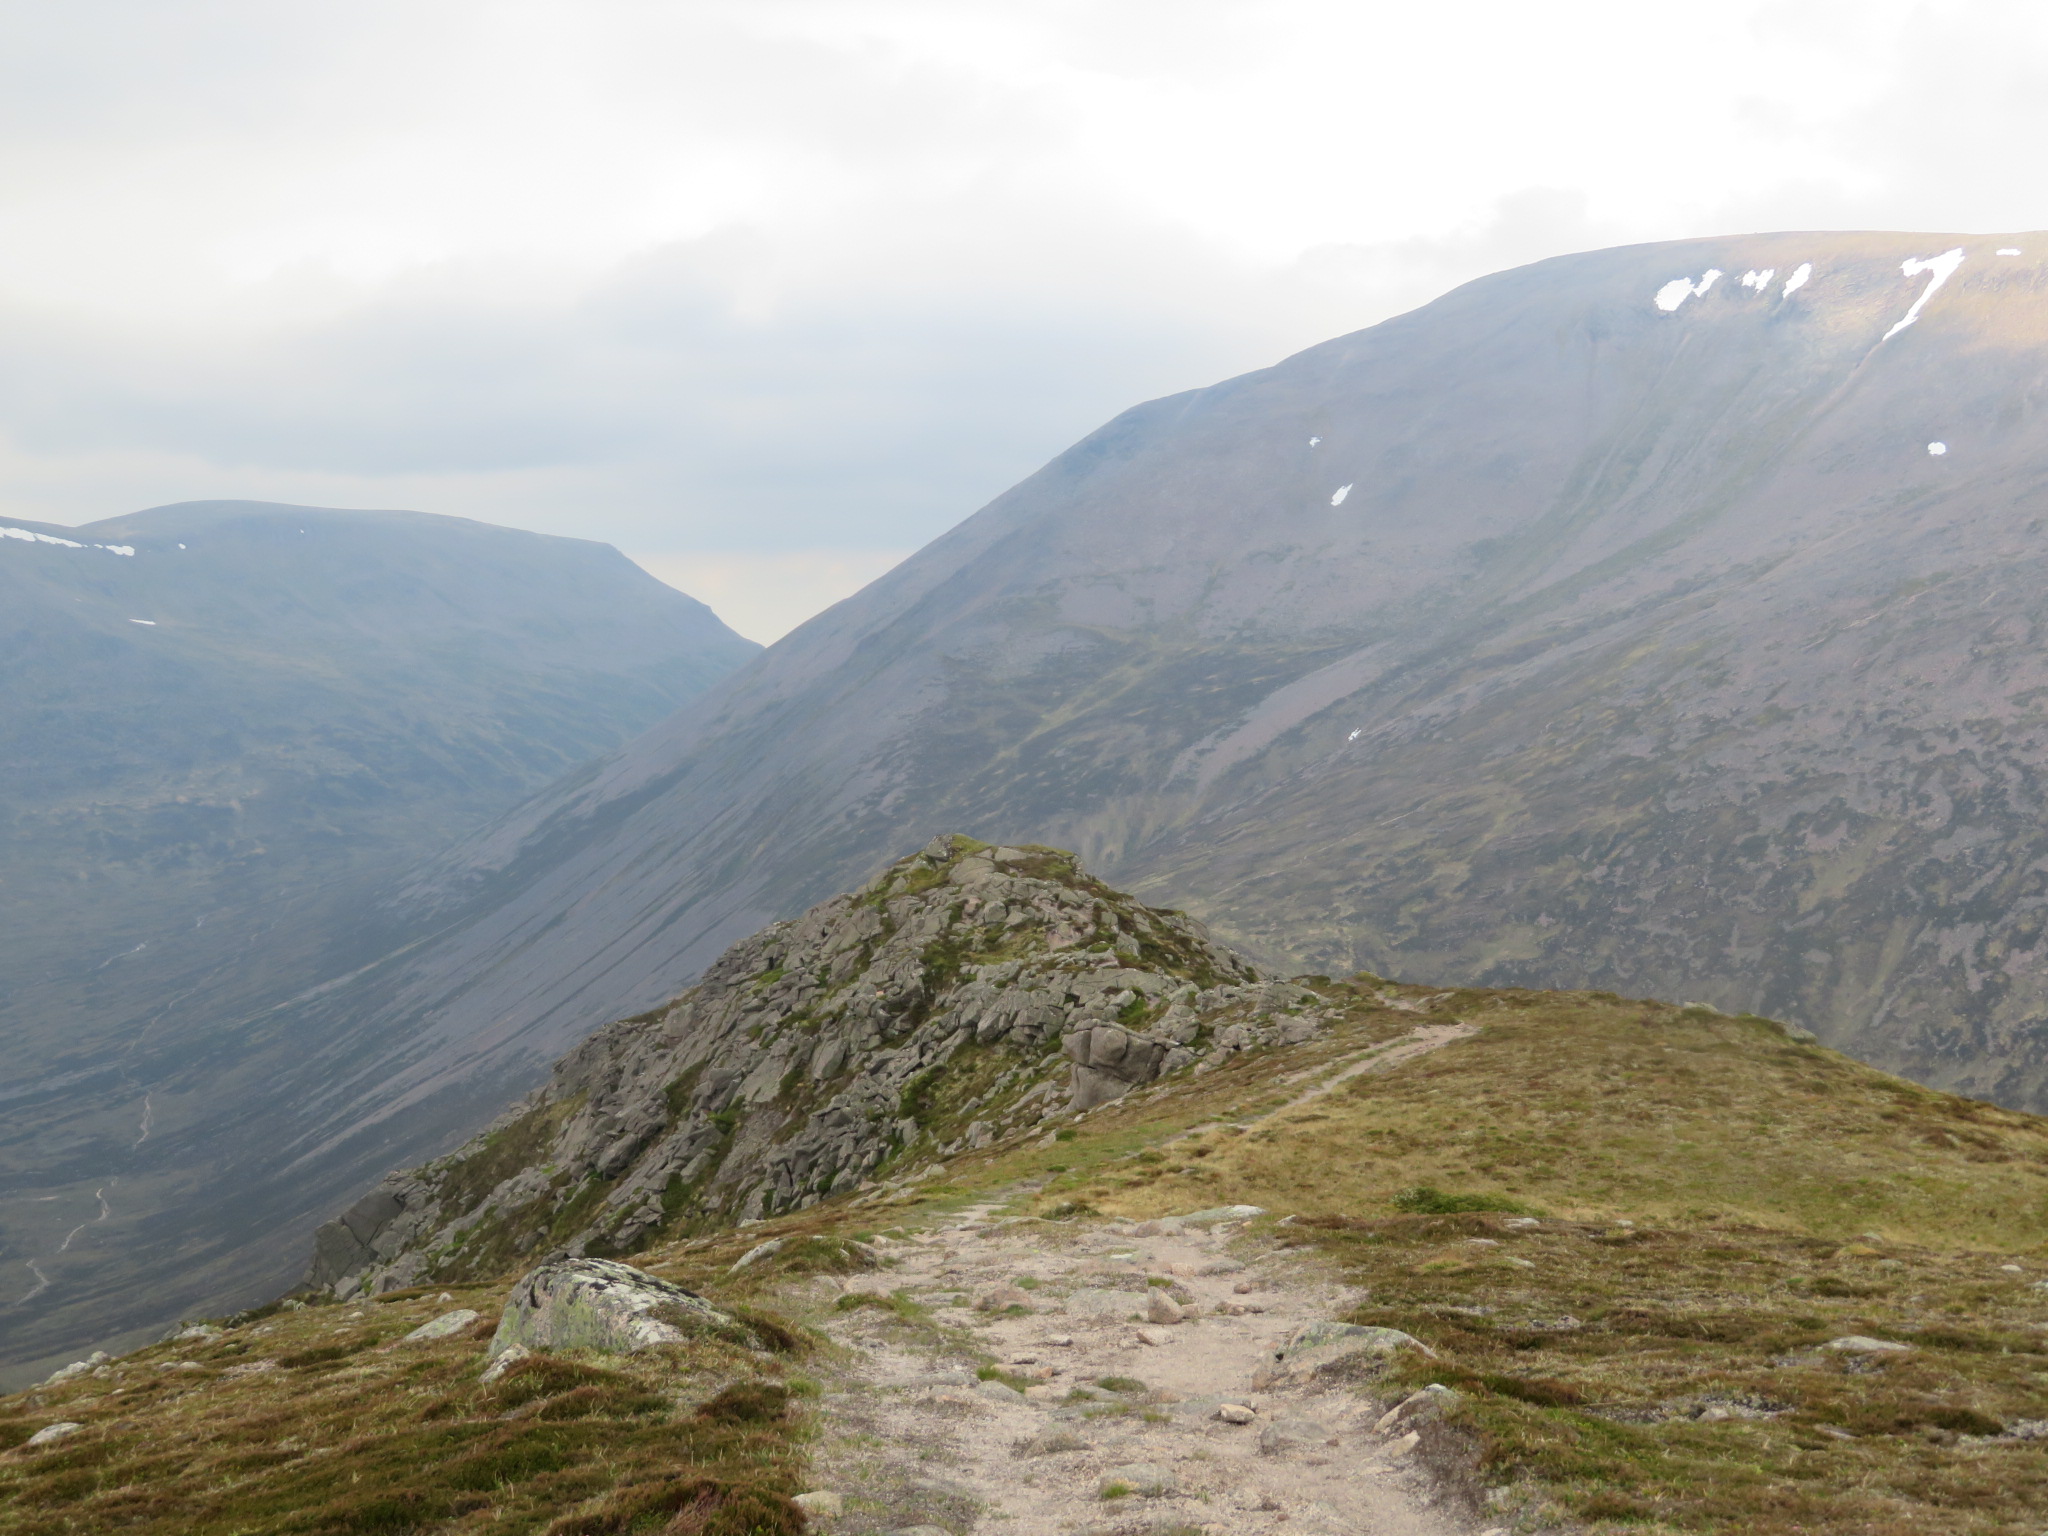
[0,0,2043,633]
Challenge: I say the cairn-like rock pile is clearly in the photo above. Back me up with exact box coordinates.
[309,836,1329,1298]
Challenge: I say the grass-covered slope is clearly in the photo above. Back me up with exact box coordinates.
[8,894,2047,1531]
[891,983,2048,1532]
[0,1281,814,1536]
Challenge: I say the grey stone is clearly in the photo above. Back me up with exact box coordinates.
[1256,1320,1434,1386]
[1065,1287,1142,1318]
[400,1307,480,1343]
[1823,1335,1910,1354]
[1218,1402,1256,1424]
[1259,1417,1336,1454]
[479,1344,533,1383]
[793,1491,844,1518]
[24,1422,83,1447]
[976,1378,1027,1402]
[1375,1384,1457,1433]
[1145,1289,1184,1324]
[488,1258,769,1357]
[1176,1205,1265,1224]
[729,1237,789,1272]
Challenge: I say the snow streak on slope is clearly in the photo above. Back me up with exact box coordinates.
[1884,249,1965,341]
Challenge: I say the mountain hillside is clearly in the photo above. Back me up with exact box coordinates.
[217,229,2048,1182]
[8,841,2044,1536]
[34,230,2048,1383]
[0,500,758,1383]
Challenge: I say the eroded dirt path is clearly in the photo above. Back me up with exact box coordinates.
[799,1202,1485,1535]
[1249,1022,1478,1122]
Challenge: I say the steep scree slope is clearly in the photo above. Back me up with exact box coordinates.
[0,500,757,1384]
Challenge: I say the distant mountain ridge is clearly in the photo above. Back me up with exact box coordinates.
[0,500,757,1384]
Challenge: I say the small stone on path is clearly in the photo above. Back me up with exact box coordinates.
[793,1491,844,1517]
[1218,1402,1257,1424]
[1146,1289,1184,1324]
[1260,1417,1336,1454]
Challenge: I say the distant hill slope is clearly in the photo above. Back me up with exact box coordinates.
[221,229,2048,1174]
[0,501,757,1382]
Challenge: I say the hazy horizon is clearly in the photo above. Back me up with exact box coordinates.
[6,0,2048,639]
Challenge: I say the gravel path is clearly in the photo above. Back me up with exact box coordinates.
[805,1204,1489,1535]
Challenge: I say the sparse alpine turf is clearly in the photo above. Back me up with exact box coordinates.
[6,847,2047,1533]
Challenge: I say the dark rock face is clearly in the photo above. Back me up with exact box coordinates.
[262,231,2048,1139]
[306,837,1320,1297]
[0,500,757,1384]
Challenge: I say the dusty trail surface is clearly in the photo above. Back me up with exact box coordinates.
[801,1201,1487,1535]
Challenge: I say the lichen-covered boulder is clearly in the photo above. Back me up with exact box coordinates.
[487,1258,771,1358]
[1253,1320,1435,1387]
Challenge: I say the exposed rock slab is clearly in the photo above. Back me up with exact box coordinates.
[488,1258,769,1358]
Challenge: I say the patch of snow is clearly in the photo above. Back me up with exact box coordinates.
[0,525,134,555]
[1927,442,1948,456]
[1999,248,2022,256]
[1883,248,1966,341]
[2,525,83,549]
[1654,268,1724,312]
[1741,269,1776,290]
[1347,728,1362,742]
[129,619,156,626]
[1307,436,1320,446]
[1330,484,1352,506]
[1781,263,1812,295]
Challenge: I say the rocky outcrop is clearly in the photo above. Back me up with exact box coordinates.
[488,1258,768,1357]
[308,836,1326,1297]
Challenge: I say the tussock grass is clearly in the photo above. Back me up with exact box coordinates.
[1073,988,2048,1248]
[0,1283,809,1535]
[1300,1210,2048,1533]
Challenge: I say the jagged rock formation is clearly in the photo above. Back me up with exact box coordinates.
[308,837,1321,1297]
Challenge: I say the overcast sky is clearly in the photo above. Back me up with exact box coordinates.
[3,0,2044,640]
